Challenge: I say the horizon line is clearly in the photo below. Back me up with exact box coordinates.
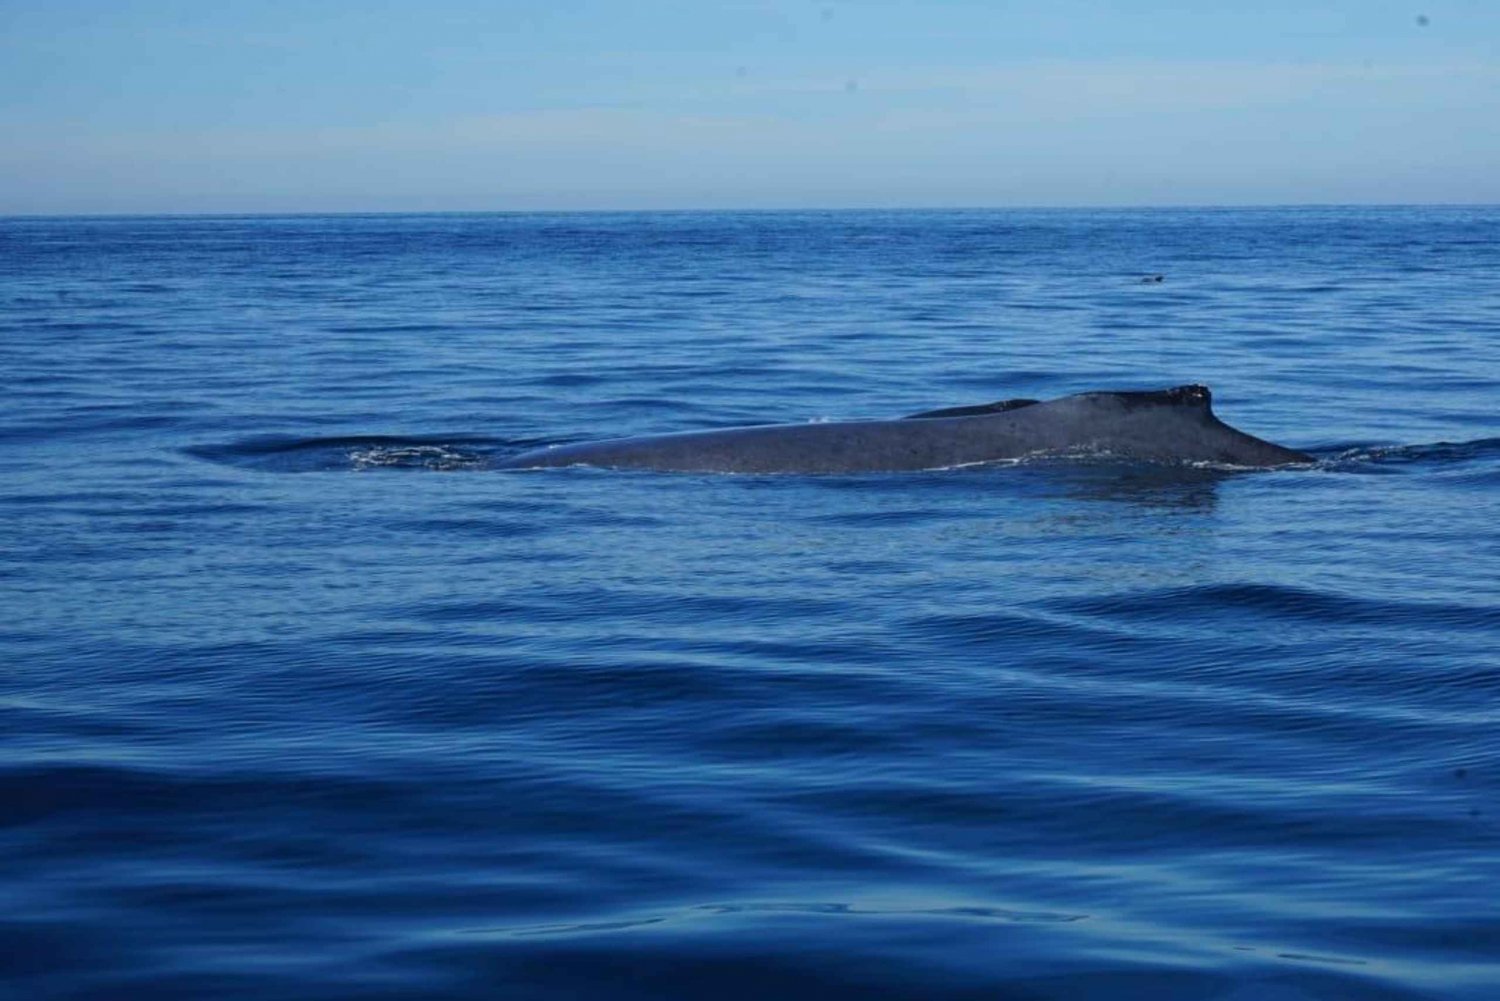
[4,200,1498,221]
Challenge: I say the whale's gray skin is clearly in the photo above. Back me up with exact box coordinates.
[497,385,1312,474]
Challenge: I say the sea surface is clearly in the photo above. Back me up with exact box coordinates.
[2,207,1497,1000]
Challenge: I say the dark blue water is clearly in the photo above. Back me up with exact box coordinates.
[2,208,1497,1000]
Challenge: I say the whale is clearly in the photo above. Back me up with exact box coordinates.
[497,384,1313,474]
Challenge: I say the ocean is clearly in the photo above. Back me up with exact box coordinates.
[2,207,1497,1000]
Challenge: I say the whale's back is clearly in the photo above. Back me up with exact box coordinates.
[498,385,1312,473]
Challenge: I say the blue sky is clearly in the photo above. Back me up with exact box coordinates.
[2,1,1496,213]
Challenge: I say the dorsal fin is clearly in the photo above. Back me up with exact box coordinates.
[1093,384,1212,411]
[904,398,1040,420]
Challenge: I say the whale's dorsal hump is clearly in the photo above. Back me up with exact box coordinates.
[903,398,1040,420]
[906,385,1211,421]
[1088,384,1213,412]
